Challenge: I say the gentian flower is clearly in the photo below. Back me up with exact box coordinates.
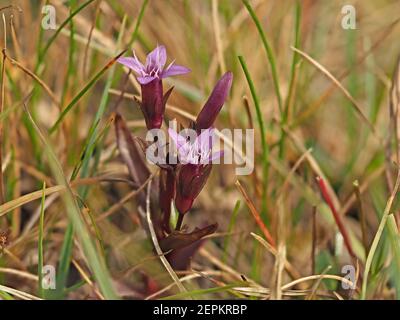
[168,128,223,165]
[168,128,223,215]
[175,164,212,215]
[195,71,233,131]
[165,72,233,217]
[117,45,190,129]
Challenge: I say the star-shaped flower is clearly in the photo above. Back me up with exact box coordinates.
[118,45,190,85]
[168,128,223,165]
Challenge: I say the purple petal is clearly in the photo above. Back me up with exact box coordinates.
[117,56,144,75]
[168,128,187,149]
[162,64,191,78]
[146,45,167,70]
[197,128,214,151]
[137,75,157,85]
[178,149,191,165]
[195,71,233,131]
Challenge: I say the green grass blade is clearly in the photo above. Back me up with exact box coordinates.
[61,1,77,107]
[223,200,241,263]
[48,49,125,134]
[387,214,400,298]
[242,0,282,114]
[55,223,74,299]
[76,15,127,197]
[64,279,88,294]
[361,173,400,299]
[70,117,113,181]
[0,104,17,123]
[288,1,301,87]
[0,291,14,300]
[23,102,118,299]
[279,1,301,158]
[127,0,149,47]
[36,0,95,72]
[238,55,269,221]
[47,16,127,299]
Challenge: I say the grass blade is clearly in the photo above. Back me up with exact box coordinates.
[54,223,74,299]
[278,1,301,158]
[36,0,95,72]
[127,0,149,47]
[23,100,118,299]
[291,46,378,137]
[361,169,400,299]
[49,50,126,134]
[387,214,400,298]
[242,0,282,113]
[238,55,270,221]
[223,200,241,263]
[37,181,46,298]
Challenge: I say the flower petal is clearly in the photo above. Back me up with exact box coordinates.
[197,128,214,151]
[137,75,157,85]
[146,45,167,70]
[195,71,233,131]
[162,63,191,78]
[117,56,144,75]
[168,128,187,149]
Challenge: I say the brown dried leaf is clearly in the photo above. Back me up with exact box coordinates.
[115,113,150,185]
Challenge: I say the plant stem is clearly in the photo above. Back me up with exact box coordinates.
[175,213,184,231]
[316,176,355,259]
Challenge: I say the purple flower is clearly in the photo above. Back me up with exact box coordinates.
[117,45,190,129]
[174,164,212,215]
[195,71,233,131]
[168,128,223,165]
[168,128,223,214]
[166,70,234,215]
[118,45,190,85]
